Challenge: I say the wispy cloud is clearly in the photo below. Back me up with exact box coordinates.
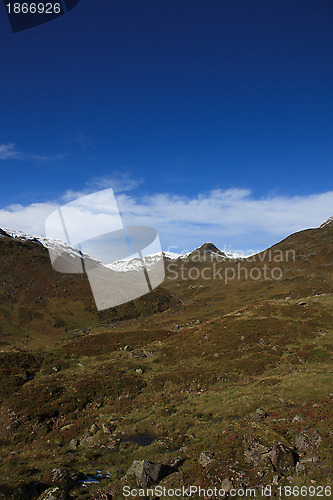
[0,143,20,160]
[62,173,143,202]
[0,142,67,161]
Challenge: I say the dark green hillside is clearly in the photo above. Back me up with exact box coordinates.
[0,236,178,349]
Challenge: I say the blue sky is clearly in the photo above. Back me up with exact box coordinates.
[0,0,333,252]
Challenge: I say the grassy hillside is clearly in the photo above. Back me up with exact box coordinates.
[0,236,179,350]
[0,223,332,499]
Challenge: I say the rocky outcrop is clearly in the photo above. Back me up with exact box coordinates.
[244,423,297,474]
[49,468,78,490]
[36,487,69,500]
[295,428,322,456]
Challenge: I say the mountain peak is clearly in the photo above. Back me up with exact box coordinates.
[189,242,226,258]
[197,242,224,254]
[319,216,333,229]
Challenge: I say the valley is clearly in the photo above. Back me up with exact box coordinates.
[0,220,332,499]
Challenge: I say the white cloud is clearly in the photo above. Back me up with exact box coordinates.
[62,173,143,202]
[0,188,332,253]
[115,189,333,252]
[0,203,57,236]
[0,143,20,160]
[0,142,66,161]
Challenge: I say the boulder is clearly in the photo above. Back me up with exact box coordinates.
[79,434,95,447]
[102,423,112,434]
[68,439,78,450]
[295,428,322,456]
[199,451,214,467]
[244,441,271,465]
[254,408,267,421]
[244,423,296,473]
[49,468,77,490]
[221,478,233,492]
[270,443,295,472]
[36,487,68,500]
[126,460,162,487]
[90,423,99,434]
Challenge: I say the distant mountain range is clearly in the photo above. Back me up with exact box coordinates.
[0,228,243,273]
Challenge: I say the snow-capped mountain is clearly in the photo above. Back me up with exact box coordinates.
[2,228,89,262]
[0,228,243,273]
[320,216,333,229]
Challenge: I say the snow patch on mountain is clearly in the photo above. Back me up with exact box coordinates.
[320,216,333,229]
[3,229,89,261]
[1,229,245,272]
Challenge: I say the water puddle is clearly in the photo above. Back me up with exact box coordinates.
[119,432,155,447]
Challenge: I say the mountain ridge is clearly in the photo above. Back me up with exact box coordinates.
[0,228,242,272]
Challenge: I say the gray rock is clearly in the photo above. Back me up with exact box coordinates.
[244,442,271,465]
[254,408,267,421]
[129,350,147,358]
[126,460,162,487]
[221,478,233,492]
[136,368,144,374]
[296,462,306,474]
[90,423,99,434]
[300,455,319,464]
[36,487,68,500]
[295,429,322,455]
[270,443,295,473]
[68,438,78,450]
[50,468,76,489]
[102,423,112,434]
[91,491,113,500]
[244,428,295,474]
[79,433,94,447]
[199,451,214,467]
